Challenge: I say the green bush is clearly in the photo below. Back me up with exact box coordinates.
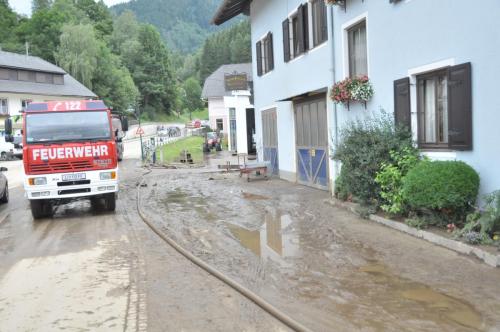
[375,147,421,215]
[333,112,414,204]
[401,161,480,222]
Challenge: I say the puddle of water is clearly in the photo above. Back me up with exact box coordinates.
[227,213,298,264]
[242,192,270,201]
[357,263,484,331]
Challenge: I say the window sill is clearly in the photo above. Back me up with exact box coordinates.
[310,41,328,53]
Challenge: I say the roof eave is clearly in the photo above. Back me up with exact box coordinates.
[211,0,251,26]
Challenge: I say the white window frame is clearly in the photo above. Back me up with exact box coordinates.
[342,12,369,78]
[0,98,8,115]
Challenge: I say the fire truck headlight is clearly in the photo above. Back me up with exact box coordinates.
[100,171,116,181]
[29,177,47,186]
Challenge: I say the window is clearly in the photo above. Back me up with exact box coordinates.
[311,0,328,47]
[53,75,64,85]
[22,99,32,111]
[36,72,54,84]
[347,20,368,77]
[0,68,9,80]
[18,70,35,82]
[418,70,449,146]
[0,99,8,115]
[394,62,473,151]
[216,119,224,131]
[256,33,274,76]
[283,4,308,62]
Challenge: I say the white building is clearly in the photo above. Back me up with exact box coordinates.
[202,63,255,155]
[0,50,96,128]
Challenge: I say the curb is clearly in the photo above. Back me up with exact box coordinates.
[330,200,500,268]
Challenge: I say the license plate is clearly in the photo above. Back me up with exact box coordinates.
[62,173,86,181]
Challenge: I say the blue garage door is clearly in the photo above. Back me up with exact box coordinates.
[294,96,329,190]
[262,109,279,176]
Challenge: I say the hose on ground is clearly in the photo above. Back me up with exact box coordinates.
[136,174,314,332]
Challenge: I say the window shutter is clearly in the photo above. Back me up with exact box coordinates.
[282,19,290,62]
[297,4,306,54]
[302,3,309,50]
[256,41,263,76]
[448,62,472,150]
[321,3,328,43]
[393,77,411,130]
[267,33,274,71]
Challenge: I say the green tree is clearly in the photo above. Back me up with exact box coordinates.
[110,10,139,54]
[182,76,203,118]
[92,45,138,111]
[125,24,176,117]
[55,23,99,88]
[0,1,21,52]
[15,4,76,62]
[32,0,52,13]
[75,0,113,38]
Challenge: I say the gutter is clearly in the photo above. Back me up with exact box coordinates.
[330,5,340,192]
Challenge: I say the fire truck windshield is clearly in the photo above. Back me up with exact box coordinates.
[26,111,111,144]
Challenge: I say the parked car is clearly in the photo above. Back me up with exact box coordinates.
[0,167,8,204]
[0,137,14,160]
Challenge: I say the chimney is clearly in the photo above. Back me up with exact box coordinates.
[25,42,29,57]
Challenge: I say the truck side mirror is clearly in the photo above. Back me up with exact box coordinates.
[122,117,129,132]
[4,118,13,142]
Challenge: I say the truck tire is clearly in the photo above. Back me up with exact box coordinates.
[104,193,116,212]
[30,199,52,219]
[0,183,8,203]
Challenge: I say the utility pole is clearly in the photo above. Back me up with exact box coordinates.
[136,103,144,162]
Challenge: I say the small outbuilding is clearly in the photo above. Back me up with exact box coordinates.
[202,63,255,155]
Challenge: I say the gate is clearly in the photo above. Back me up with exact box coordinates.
[294,96,329,190]
[262,109,279,175]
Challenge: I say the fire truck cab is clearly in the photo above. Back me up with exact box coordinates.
[4,100,128,219]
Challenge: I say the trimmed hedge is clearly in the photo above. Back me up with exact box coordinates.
[402,160,480,220]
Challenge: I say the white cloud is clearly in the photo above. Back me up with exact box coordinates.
[9,0,130,17]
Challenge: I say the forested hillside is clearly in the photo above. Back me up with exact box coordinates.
[111,0,227,54]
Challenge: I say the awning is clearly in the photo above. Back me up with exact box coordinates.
[211,0,251,25]
[277,88,328,102]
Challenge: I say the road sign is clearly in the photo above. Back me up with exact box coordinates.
[136,127,144,135]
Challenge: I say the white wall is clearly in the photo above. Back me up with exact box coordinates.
[251,0,336,187]
[224,94,252,154]
[0,93,89,124]
[207,97,228,132]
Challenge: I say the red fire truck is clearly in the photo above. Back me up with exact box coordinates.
[4,100,128,219]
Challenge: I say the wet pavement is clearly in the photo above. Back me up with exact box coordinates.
[141,162,500,332]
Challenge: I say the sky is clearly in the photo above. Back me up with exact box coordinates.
[9,0,130,16]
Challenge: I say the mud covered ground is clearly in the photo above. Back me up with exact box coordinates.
[141,167,500,332]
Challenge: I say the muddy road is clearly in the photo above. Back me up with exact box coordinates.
[0,149,499,332]
[140,165,500,332]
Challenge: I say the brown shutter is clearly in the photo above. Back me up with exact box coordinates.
[282,19,290,62]
[256,41,263,76]
[302,3,309,50]
[267,33,274,71]
[297,4,305,54]
[394,77,411,130]
[321,1,328,43]
[448,62,472,150]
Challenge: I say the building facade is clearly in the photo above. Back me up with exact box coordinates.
[202,63,255,154]
[213,0,500,198]
[0,50,96,128]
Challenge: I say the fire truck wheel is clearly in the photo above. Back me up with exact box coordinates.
[104,193,116,212]
[0,183,8,203]
[30,199,52,219]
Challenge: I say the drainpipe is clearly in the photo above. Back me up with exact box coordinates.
[329,5,339,193]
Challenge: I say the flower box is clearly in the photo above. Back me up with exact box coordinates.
[330,76,374,109]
